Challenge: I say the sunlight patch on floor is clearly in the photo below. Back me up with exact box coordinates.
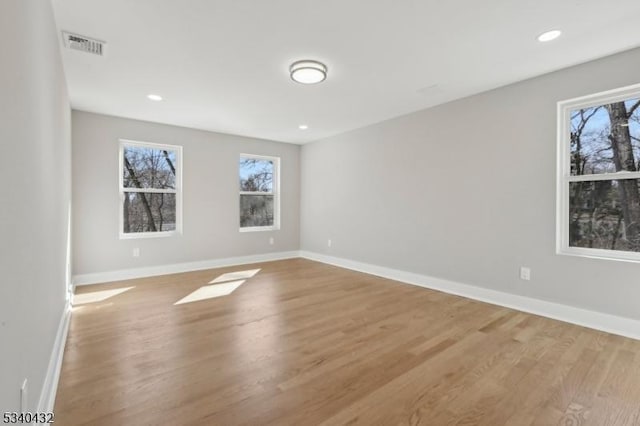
[174,280,246,305]
[73,287,135,305]
[209,268,260,284]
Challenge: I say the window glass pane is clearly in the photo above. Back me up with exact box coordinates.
[240,194,274,227]
[569,179,640,252]
[570,98,640,175]
[123,192,176,233]
[239,158,273,192]
[123,145,177,189]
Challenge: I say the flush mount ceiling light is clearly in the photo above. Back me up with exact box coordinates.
[537,30,562,42]
[147,94,163,101]
[290,60,327,84]
[298,124,309,130]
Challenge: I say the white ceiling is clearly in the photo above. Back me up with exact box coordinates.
[52,0,640,144]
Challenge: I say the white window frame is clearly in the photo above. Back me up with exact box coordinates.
[557,83,640,262]
[239,153,280,232]
[119,139,183,239]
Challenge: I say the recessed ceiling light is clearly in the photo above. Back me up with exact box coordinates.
[290,60,327,84]
[299,124,309,130]
[537,30,562,42]
[147,94,163,101]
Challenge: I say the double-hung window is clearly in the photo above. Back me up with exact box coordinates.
[119,140,182,238]
[557,84,640,261]
[239,154,280,231]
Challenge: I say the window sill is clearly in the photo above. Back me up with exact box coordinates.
[557,246,640,263]
[120,230,182,240]
[239,226,279,233]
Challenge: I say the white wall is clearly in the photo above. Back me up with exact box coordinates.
[301,47,640,321]
[0,0,71,412]
[72,111,300,276]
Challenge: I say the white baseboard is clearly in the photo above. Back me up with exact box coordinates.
[73,251,301,286]
[299,251,640,341]
[37,302,71,413]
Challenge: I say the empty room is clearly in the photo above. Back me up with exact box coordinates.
[3,0,640,424]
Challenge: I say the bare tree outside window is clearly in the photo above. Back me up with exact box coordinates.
[239,156,279,229]
[567,96,640,253]
[121,142,181,236]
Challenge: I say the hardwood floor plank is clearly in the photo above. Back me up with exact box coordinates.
[586,349,640,426]
[54,259,640,425]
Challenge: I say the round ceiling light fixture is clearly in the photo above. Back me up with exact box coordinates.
[290,60,327,84]
[299,124,309,130]
[537,29,562,42]
[147,94,163,101]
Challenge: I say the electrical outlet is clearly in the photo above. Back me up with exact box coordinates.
[520,267,531,281]
[327,239,332,247]
[20,379,27,412]
[269,237,274,245]
[133,248,140,257]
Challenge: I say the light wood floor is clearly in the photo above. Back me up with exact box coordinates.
[55,258,640,425]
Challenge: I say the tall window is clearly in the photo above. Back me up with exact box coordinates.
[557,84,640,261]
[119,140,182,238]
[239,154,280,231]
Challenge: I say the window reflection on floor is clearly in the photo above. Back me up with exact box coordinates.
[174,280,246,305]
[73,286,135,305]
[209,268,260,284]
[173,268,262,305]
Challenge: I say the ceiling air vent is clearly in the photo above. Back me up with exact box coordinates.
[62,32,105,56]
